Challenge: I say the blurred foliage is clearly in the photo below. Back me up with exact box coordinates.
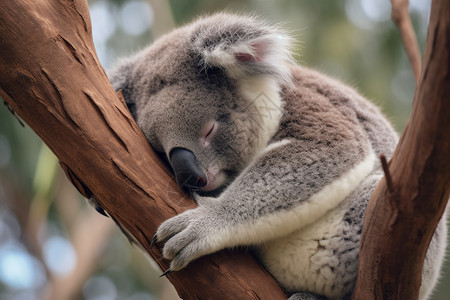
[0,0,448,299]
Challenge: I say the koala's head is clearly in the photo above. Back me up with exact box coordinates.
[109,13,293,196]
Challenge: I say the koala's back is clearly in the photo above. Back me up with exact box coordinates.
[258,66,446,300]
[249,66,396,298]
[276,66,398,159]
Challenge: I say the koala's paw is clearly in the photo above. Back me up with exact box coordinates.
[154,206,223,271]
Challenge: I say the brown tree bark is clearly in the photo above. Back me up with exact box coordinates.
[0,0,286,299]
[352,0,450,298]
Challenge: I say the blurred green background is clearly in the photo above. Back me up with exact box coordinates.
[0,0,447,299]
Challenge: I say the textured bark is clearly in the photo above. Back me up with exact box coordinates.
[0,1,286,299]
[352,0,450,298]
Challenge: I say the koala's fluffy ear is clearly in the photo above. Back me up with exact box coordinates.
[192,14,293,84]
[108,57,138,118]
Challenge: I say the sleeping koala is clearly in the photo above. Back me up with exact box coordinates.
[108,13,447,300]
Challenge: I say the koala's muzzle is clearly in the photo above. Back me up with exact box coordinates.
[169,148,207,190]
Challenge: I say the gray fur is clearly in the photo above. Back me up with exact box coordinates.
[108,13,447,300]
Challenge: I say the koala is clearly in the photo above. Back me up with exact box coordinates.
[108,13,447,300]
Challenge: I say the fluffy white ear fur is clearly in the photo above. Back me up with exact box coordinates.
[192,14,294,85]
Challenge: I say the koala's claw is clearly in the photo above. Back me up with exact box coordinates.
[159,268,172,278]
[150,234,158,249]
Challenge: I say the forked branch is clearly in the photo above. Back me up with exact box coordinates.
[352,0,450,298]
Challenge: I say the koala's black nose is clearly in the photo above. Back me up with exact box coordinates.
[169,148,207,190]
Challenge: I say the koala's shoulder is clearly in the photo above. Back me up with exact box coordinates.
[275,67,360,139]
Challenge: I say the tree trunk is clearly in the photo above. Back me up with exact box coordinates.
[0,0,286,299]
[352,0,450,298]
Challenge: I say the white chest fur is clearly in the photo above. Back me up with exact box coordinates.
[239,76,283,155]
[255,205,347,298]
[249,151,377,299]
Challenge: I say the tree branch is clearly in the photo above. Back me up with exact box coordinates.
[390,0,422,85]
[0,1,286,298]
[352,0,450,298]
